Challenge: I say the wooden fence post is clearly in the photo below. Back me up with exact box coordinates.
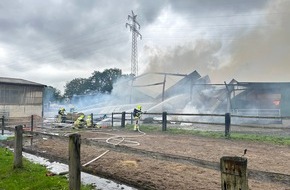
[121,112,126,128]
[1,115,4,135]
[111,113,114,127]
[225,113,231,137]
[162,112,167,131]
[90,113,94,127]
[220,156,248,190]
[31,115,34,132]
[69,133,81,190]
[14,125,23,169]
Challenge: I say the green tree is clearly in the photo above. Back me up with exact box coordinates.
[64,78,90,98]
[88,68,122,93]
[43,86,63,103]
[63,68,123,98]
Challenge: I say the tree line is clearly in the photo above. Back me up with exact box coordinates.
[44,68,130,103]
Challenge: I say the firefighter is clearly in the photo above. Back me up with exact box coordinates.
[74,114,86,129]
[58,108,66,123]
[133,105,142,131]
[86,115,93,128]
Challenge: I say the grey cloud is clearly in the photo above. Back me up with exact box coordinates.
[169,0,269,15]
[0,0,134,66]
[0,1,161,67]
[1,0,287,92]
[135,0,166,24]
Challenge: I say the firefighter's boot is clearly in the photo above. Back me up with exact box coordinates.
[134,124,139,131]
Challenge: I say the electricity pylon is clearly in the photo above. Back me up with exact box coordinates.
[126,10,142,76]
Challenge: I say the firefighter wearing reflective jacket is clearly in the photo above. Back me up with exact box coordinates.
[133,105,142,131]
[86,115,93,128]
[58,108,66,123]
[74,114,85,129]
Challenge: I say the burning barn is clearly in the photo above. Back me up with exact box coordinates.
[66,69,290,125]
[126,71,290,124]
[0,77,46,119]
[224,80,290,124]
[228,80,290,116]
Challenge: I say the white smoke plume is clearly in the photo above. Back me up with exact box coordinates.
[212,0,290,83]
[140,0,290,84]
[143,40,222,78]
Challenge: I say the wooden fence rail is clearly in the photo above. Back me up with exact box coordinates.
[112,111,290,137]
[2,111,290,138]
[114,112,231,136]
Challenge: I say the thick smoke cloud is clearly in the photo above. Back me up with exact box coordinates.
[143,40,222,76]
[140,0,290,84]
[216,0,290,82]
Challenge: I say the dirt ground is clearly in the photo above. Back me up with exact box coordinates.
[19,127,290,190]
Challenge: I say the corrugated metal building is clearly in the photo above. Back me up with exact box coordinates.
[0,77,46,118]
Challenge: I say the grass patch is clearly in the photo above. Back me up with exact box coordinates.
[125,124,290,146]
[0,147,94,190]
[229,133,290,145]
[125,124,160,132]
[167,127,224,138]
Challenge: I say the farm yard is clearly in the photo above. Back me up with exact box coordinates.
[2,1,290,189]
[2,122,290,190]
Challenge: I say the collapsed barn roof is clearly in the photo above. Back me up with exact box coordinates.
[129,71,290,116]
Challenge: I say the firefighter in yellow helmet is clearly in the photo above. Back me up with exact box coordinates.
[74,114,85,129]
[86,115,93,128]
[133,105,142,131]
[58,108,66,123]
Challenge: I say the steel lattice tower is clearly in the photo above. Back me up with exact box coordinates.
[126,10,142,76]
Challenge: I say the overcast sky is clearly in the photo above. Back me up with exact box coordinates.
[0,0,289,93]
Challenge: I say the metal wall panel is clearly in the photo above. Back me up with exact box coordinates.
[0,84,43,105]
[0,84,44,118]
